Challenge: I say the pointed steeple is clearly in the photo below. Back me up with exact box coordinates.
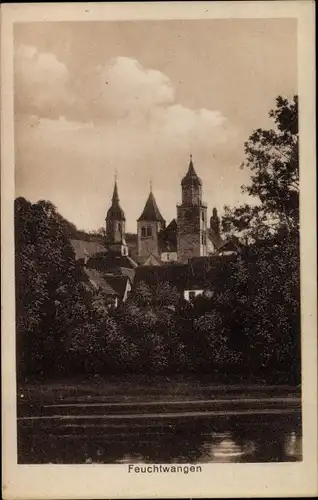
[137,190,165,223]
[181,154,202,186]
[188,154,195,174]
[112,178,119,204]
[106,178,125,221]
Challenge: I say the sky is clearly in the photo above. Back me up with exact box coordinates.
[14,19,297,233]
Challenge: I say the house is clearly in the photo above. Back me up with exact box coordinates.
[71,233,137,308]
[216,237,240,256]
[70,239,106,264]
[86,251,138,283]
[134,254,235,302]
[84,267,132,308]
[103,274,132,303]
[84,267,119,308]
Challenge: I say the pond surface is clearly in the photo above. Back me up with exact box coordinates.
[17,381,301,464]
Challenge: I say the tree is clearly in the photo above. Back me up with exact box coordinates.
[222,96,299,242]
[15,197,80,379]
[223,235,300,381]
[219,96,300,383]
[153,282,180,308]
[132,281,153,307]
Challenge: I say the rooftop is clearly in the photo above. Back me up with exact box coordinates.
[181,155,202,187]
[137,191,165,223]
[70,239,106,260]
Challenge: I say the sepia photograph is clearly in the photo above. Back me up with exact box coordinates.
[1,1,317,499]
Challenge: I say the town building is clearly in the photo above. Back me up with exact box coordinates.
[136,155,226,264]
[70,156,238,307]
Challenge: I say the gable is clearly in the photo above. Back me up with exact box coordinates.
[143,254,162,266]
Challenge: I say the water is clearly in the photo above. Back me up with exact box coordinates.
[17,380,301,464]
[18,412,302,464]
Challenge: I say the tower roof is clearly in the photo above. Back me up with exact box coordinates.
[106,180,125,221]
[137,191,165,222]
[181,155,202,187]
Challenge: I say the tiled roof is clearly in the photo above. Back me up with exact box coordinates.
[84,268,118,295]
[87,252,138,271]
[120,267,136,282]
[136,254,163,266]
[70,239,106,260]
[137,191,165,222]
[86,252,138,284]
[103,274,129,298]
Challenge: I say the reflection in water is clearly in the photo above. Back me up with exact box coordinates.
[117,453,145,464]
[201,434,256,463]
[18,413,302,464]
[285,431,302,460]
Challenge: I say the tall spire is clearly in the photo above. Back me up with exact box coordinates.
[188,154,196,174]
[112,170,119,204]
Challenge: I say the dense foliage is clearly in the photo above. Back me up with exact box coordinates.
[222,95,299,242]
[15,96,300,384]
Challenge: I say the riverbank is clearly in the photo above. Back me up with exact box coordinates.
[17,375,301,407]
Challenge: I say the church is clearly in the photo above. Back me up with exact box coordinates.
[105,155,225,265]
[71,156,237,307]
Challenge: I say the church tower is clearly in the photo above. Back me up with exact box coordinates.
[137,185,165,258]
[105,178,128,256]
[177,155,207,263]
[210,207,220,237]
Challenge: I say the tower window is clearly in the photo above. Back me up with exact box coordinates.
[201,211,205,221]
[147,226,152,237]
[141,227,146,237]
[201,233,206,245]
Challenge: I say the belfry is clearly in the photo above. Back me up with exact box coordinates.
[137,183,166,258]
[105,177,128,256]
[176,155,208,263]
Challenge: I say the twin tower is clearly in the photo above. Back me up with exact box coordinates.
[106,156,219,264]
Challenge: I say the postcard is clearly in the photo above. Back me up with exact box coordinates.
[1,1,317,498]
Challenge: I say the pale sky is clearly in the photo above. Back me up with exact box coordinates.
[14,19,297,232]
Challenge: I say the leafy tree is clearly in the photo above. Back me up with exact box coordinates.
[222,96,299,242]
[68,315,135,374]
[225,236,300,381]
[153,282,180,308]
[15,197,78,379]
[193,312,241,371]
[132,281,153,307]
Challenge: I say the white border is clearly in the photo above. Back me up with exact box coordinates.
[1,2,317,498]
